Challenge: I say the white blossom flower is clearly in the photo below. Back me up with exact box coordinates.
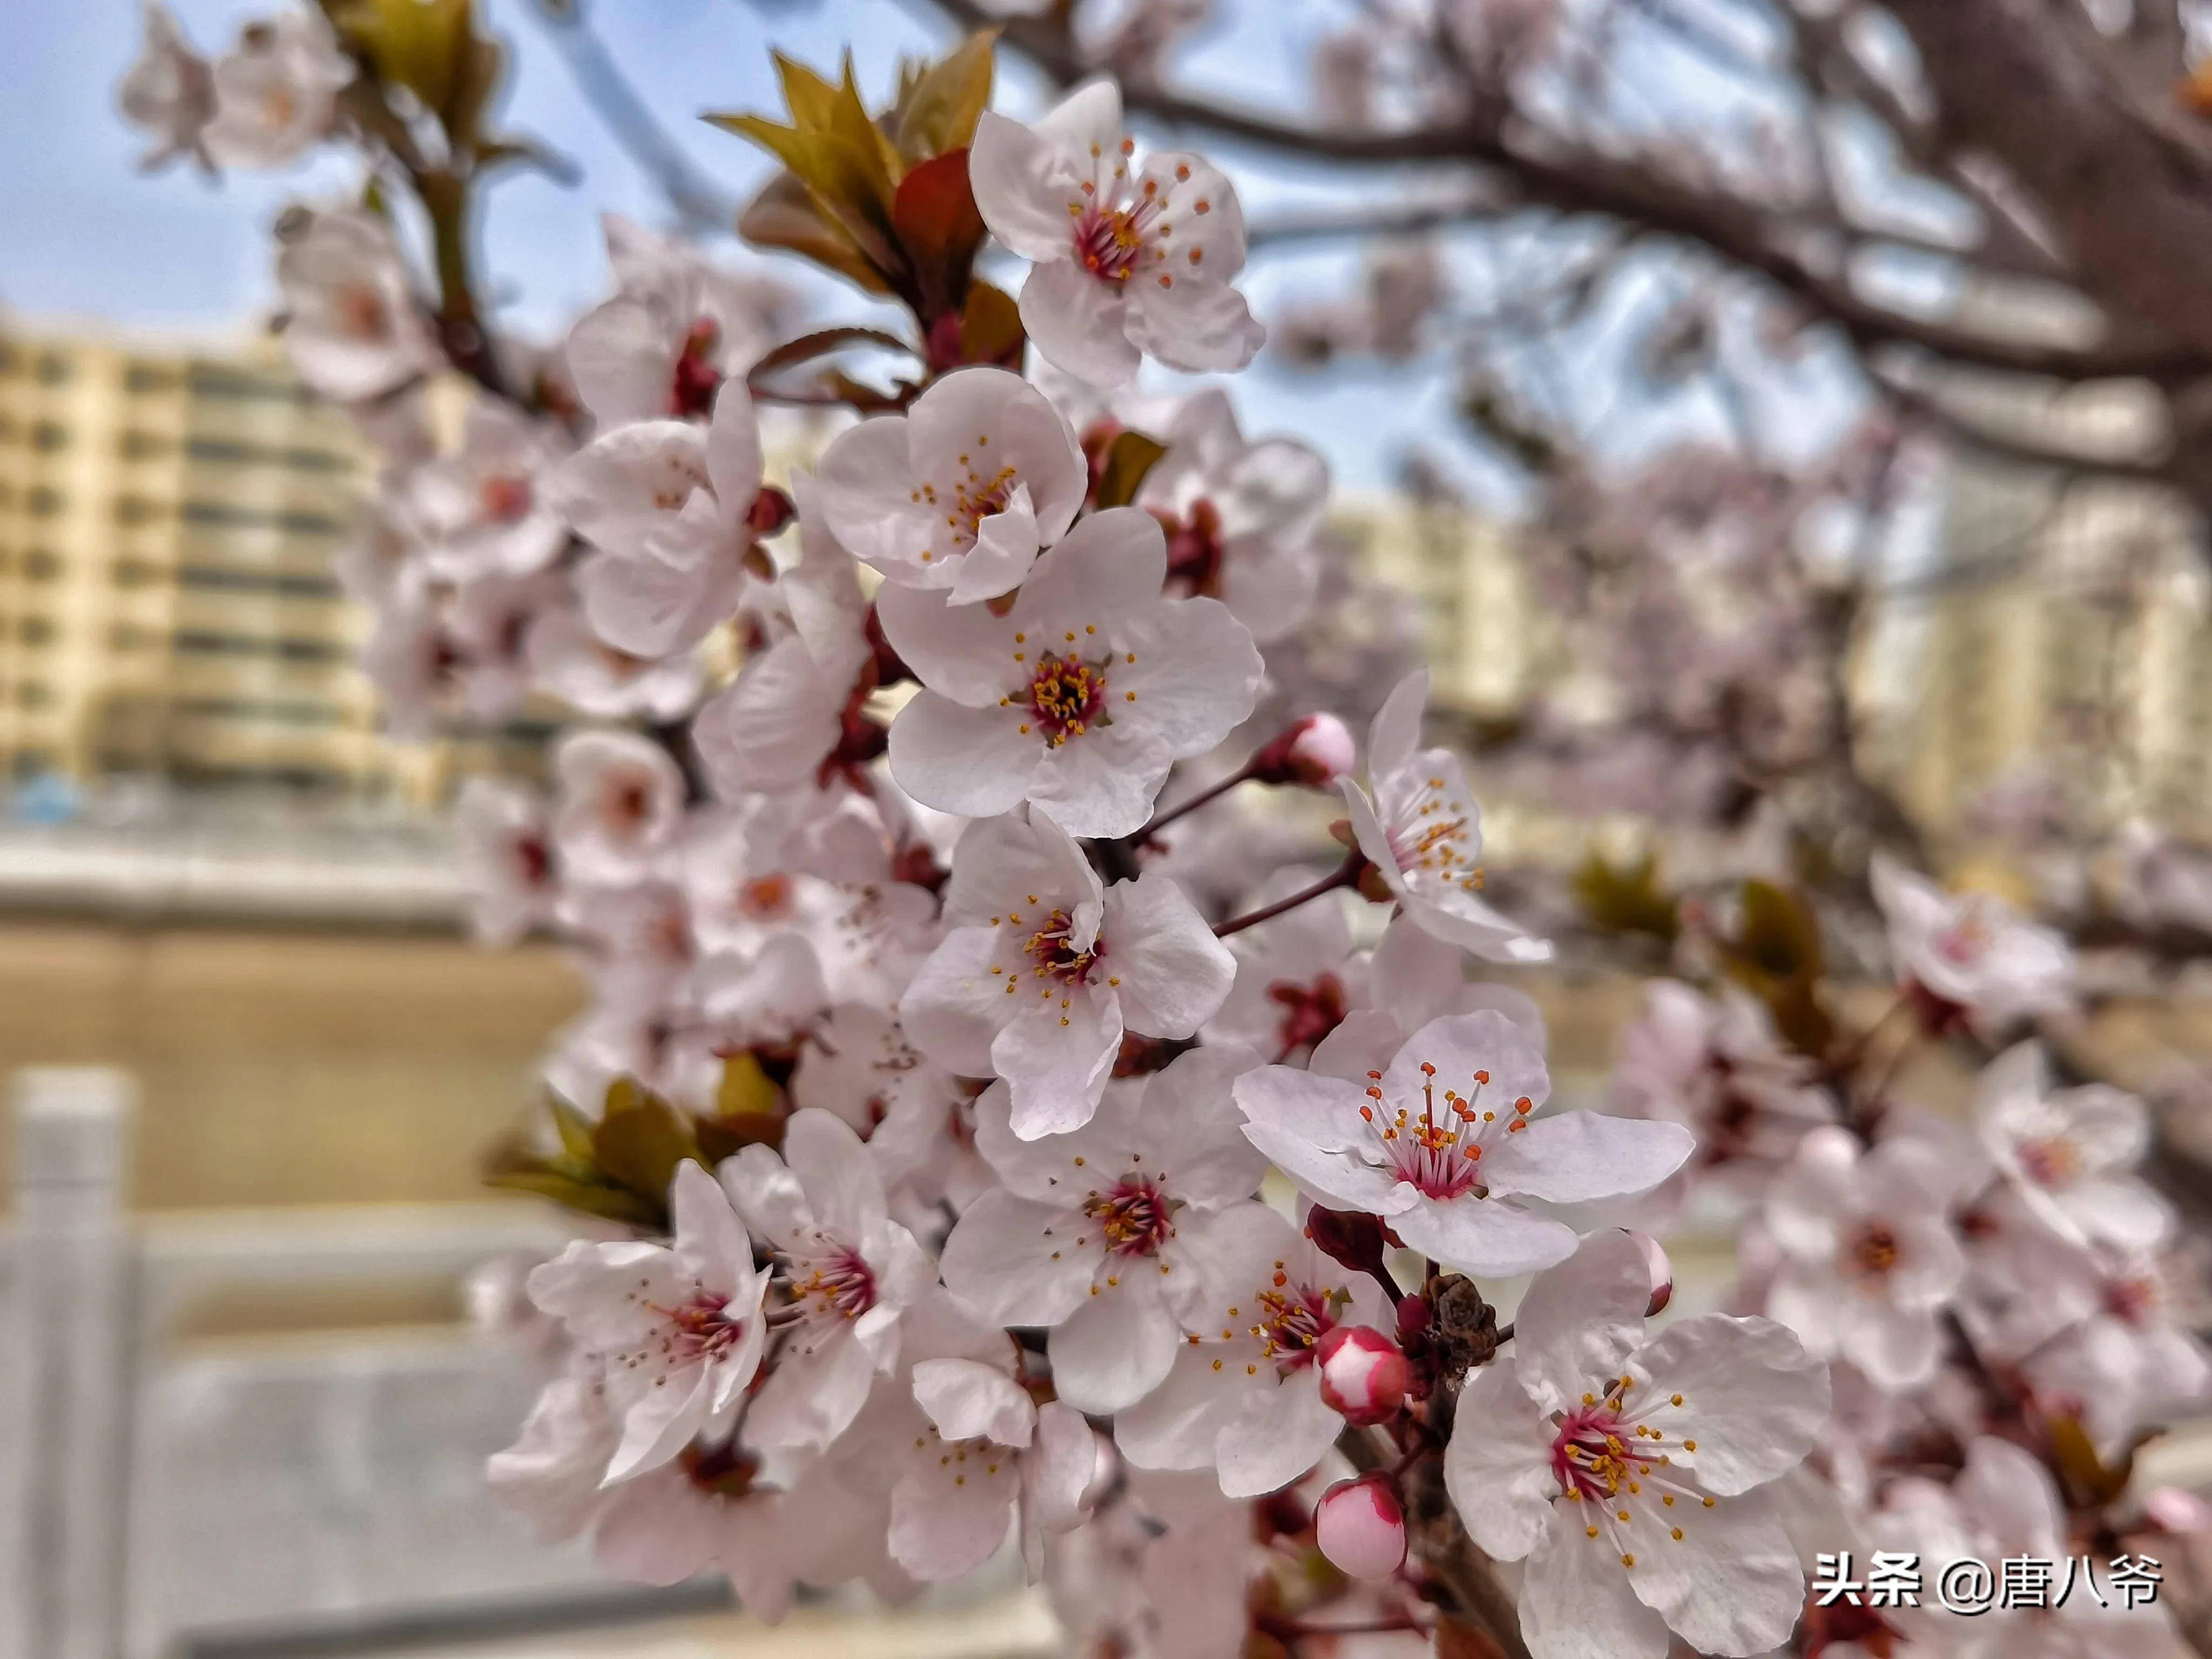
[551,381,767,660]
[1763,1125,1966,1389]
[814,367,1087,602]
[1137,389,1327,643]
[525,604,703,721]
[1444,1229,1830,1659]
[2024,1245,2212,1452]
[1975,1042,2171,1252]
[274,207,440,403]
[1303,911,1548,1082]
[1202,869,1366,1062]
[971,79,1264,386]
[720,1109,936,1450]
[525,1161,770,1482]
[1114,1201,1389,1495]
[487,1371,621,1545]
[942,1046,1267,1414]
[1871,853,2074,1036]
[1341,671,1552,964]
[1236,1010,1692,1277]
[455,775,558,947]
[788,1003,987,1216]
[899,808,1235,1137]
[404,397,571,582]
[202,10,350,168]
[877,508,1263,838]
[118,2,213,170]
[567,213,789,427]
[551,729,688,885]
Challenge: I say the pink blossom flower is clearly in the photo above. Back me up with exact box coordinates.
[404,397,571,582]
[1872,853,2074,1036]
[455,776,557,946]
[877,507,1262,838]
[551,729,687,885]
[273,207,438,402]
[118,3,213,171]
[971,80,1264,386]
[1444,1230,1829,1659]
[202,10,349,168]
[1975,1042,2171,1252]
[1237,1011,1691,1276]
[898,808,1235,1137]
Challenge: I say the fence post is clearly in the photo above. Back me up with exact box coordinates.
[3,1068,138,1659]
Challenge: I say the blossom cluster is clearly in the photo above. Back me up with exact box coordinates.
[120,9,2209,1657]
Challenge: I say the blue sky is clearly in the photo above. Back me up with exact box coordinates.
[1,0,1491,490]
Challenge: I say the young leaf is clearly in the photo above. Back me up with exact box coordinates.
[892,147,987,319]
[1092,429,1169,510]
[891,31,996,165]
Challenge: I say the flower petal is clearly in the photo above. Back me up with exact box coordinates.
[1444,1360,1559,1560]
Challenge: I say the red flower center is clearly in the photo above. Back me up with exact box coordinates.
[1083,1178,1174,1258]
[1027,653,1108,746]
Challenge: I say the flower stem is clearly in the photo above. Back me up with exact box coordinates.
[1142,760,1255,840]
[1214,850,1365,938]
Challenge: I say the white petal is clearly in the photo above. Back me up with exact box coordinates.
[1048,1279,1181,1414]
[1215,1370,1343,1498]
[704,378,763,508]
[1630,1314,1829,1495]
[899,924,1016,1077]
[1483,1112,1695,1205]
[1444,1360,1558,1560]
[1390,1196,1581,1279]
[1127,264,1265,375]
[1512,1229,1653,1417]
[1624,1482,1806,1656]
[1021,258,1141,387]
[692,638,843,797]
[939,1189,1096,1326]
[1112,595,1264,754]
[913,1356,1036,1447]
[888,693,1038,821]
[1521,1513,1672,1659]
[969,109,1081,262]
[947,484,1042,604]
[1104,872,1236,1038]
[995,986,1123,1138]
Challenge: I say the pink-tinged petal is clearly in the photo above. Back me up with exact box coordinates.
[1511,1229,1653,1417]
[1142,1049,1269,1209]
[671,1159,750,1286]
[939,1189,1097,1326]
[890,1456,1017,1582]
[1033,77,1124,166]
[1127,267,1265,375]
[1215,1368,1342,1498]
[1112,596,1264,753]
[1017,505,1171,624]
[1628,1316,1827,1494]
[1048,1277,1181,1413]
[691,638,842,797]
[1845,1298,1944,1389]
[1482,1112,1695,1205]
[1114,1348,1236,1472]
[717,1498,801,1624]
[888,692,1040,821]
[947,483,1041,604]
[704,378,763,507]
[1764,1124,1860,1259]
[745,1323,878,1451]
[547,420,709,558]
[1309,1011,1406,1083]
[1021,257,1141,387]
[592,1473,725,1586]
[1216,537,1318,644]
[564,293,674,428]
[1232,1063,1373,1152]
[899,924,1015,1077]
[1027,718,1175,840]
[1521,1513,1672,1659]
[1338,779,1402,891]
[913,1356,1036,1448]
[1242,1118,1413,1217]
[604,1365,713,1483]
[995,985,1123,1138]
[970,109,1084,263]
[1390,1195,1580,1279]
[1444,1361,1557,1560]
[874,581,1019,706]
[779,1107,886,1240]
[909,367,1087,543]
[1625,1481,1806,1656]
[719,1141,810,1250]
[1367,670,1428,779]
[814,414,925,572]
[1385,1010,1550,1121]
[1104,872,1235,1037]
[2063,1177,2174,1251]
[1025,1400,1106,1536]
[575,544,738,658]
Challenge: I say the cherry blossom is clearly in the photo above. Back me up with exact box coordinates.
[1202,869,1366,1063]
[1341,670,1553,963]
[1871,852,2075,1035]
[1137,389,1327,642]
[454,776,558,947]
[1237,1011,1692,1276]
[567,214,787,428]
[1113,1200,1388,1495]
[1762,1125,1967,1388]
[720,1109,936,1450]
[551,728,687,885]
[876,507,1263,838]
[525,1161,770,1482]
[814,367,1087,602]
[898,808,1235,1137]
[971,79,1264,385]
[1975,1041,2172,1252]
[273,207,439,403]
[941,1046,1267,1413]
[524,604,702,722]
[201,9,349,168]
[404,397,571,582]
[118,2,212,170]
[1314,1476,1407,1580]
[1444,1230,1830,1659]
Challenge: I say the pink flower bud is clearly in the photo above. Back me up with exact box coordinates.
[1252,713,1357,787]
[1315,1475,1406,1581]
[746,484,795,538]
[1627,1230,1673,1317]
[1317,1325,1411,1426]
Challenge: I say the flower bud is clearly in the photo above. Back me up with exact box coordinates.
[1314,1475,1406,1581]
[1305,1206,1388,1282]
[1252,713,1357,787]
[746,484,795,538]
[1317,1325,1411,1426]
[1627,1230,1673,1317]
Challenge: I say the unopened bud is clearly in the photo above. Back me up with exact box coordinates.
[1252,713,1357,787]
[746,485,795,538]
[1305,1206,1388,1282]
[1315,1475,1406,1581]
[1317,1325,1411,1426]
[1627,1230,1673,1317]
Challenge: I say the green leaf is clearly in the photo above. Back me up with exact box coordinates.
[1570,849,1679,942]
[548,1097,596,1161]
[1736,880,1824,982]
[486,1168,661,1228]
[332,0,475,134]
[590,1076,701,1203]
[890,31,997,165]
[892,147,987,319]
